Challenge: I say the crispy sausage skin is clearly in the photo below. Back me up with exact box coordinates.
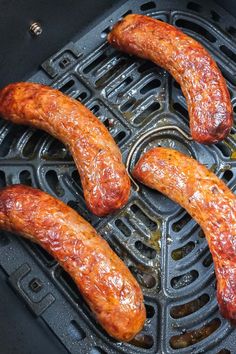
[0,82,130,217]
[0,184,145,341]
[108,14,233,144]
[133,147,236,321]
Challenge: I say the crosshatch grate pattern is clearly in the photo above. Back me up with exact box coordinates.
[0,0,236,353]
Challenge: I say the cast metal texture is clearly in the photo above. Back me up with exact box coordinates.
[0,0,236,353]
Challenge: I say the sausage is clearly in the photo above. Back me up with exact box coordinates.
[0,82,130,217]
[108,14,233,144]
[133,147,236,321]
[0,184,146,341]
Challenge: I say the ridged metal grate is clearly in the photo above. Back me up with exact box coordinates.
[0,0,236,353]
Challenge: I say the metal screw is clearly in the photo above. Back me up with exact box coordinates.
[29,22,42,36]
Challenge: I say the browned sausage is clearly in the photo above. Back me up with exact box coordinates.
[133,147,236,321]
[108,14,233,144]
[0,82,131,217]
[0,184,146,341]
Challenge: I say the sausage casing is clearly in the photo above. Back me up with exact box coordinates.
[0,184,146,341]
[133,147,236,321]
[108,14,233,144]
[0,83,131,216]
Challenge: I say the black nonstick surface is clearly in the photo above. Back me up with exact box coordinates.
[0,0,236,353]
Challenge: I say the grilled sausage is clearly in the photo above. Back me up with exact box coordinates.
[108,14,233,144]
[133,147,236,321]
[0,82,130,217]
[0,184,145,341]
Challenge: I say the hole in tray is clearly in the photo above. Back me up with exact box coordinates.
[59,57,71,69]
[175,19,216,42]
[173,80,181,90]
[173,102,188,120]
[114,131,126,144]
[29,278,43,293]
[43,139,70,160]
[0,231,10,247]
[145,304,155,318]
[203,253,213,267]
[71,170,82,189]
[211,10,221,22]
[170,318,221,349]
[0,171,6,187]
[56,267,79,300]
[115,219,131,237]
[83,53,107,74]
[171,242,195,260]
[22,130,44,158]
[199,229,205,238]
[104,118,116,130]
[67,201,91,223]
[140,79,161,94]
[130,333,154,349]
[231,127,236,135]
[90,104,100,114]
[121,10,132,18]
[140,1,156,11]
[229,88,234,100]
[101,25,112,39]
[130,204,157,231]
[90,347,107,354]
[95,58,128,88]
[138,61,156,73]
[77,91,88,102]
[19,170,32,186]
[222,170,233,182]
[172,213,192,232]
[134,101,161,125]
[227,26,236,36]
[130,266,157,288]
[103,118,110,129]
[68,320,86,341]
[116,76,133,92]
[46,170,64,197]
[215,142,231,157]
[120,97,136,112]
[0,126,21,157]
[170,294,210,318]
[135,241,156,259]
[171,270,199,289]
[220,45,236,63]
[59,79,75,93]
[217,350,231,354]
[187,2,202,12]
[0,119,6,130]
[31,244,56,266]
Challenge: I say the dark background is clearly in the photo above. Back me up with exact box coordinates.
[0,0,236,353]
[0,0,126,87]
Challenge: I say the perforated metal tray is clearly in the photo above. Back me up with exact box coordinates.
[0,0,236,353]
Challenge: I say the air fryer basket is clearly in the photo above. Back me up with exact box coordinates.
[0,0,236,353]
